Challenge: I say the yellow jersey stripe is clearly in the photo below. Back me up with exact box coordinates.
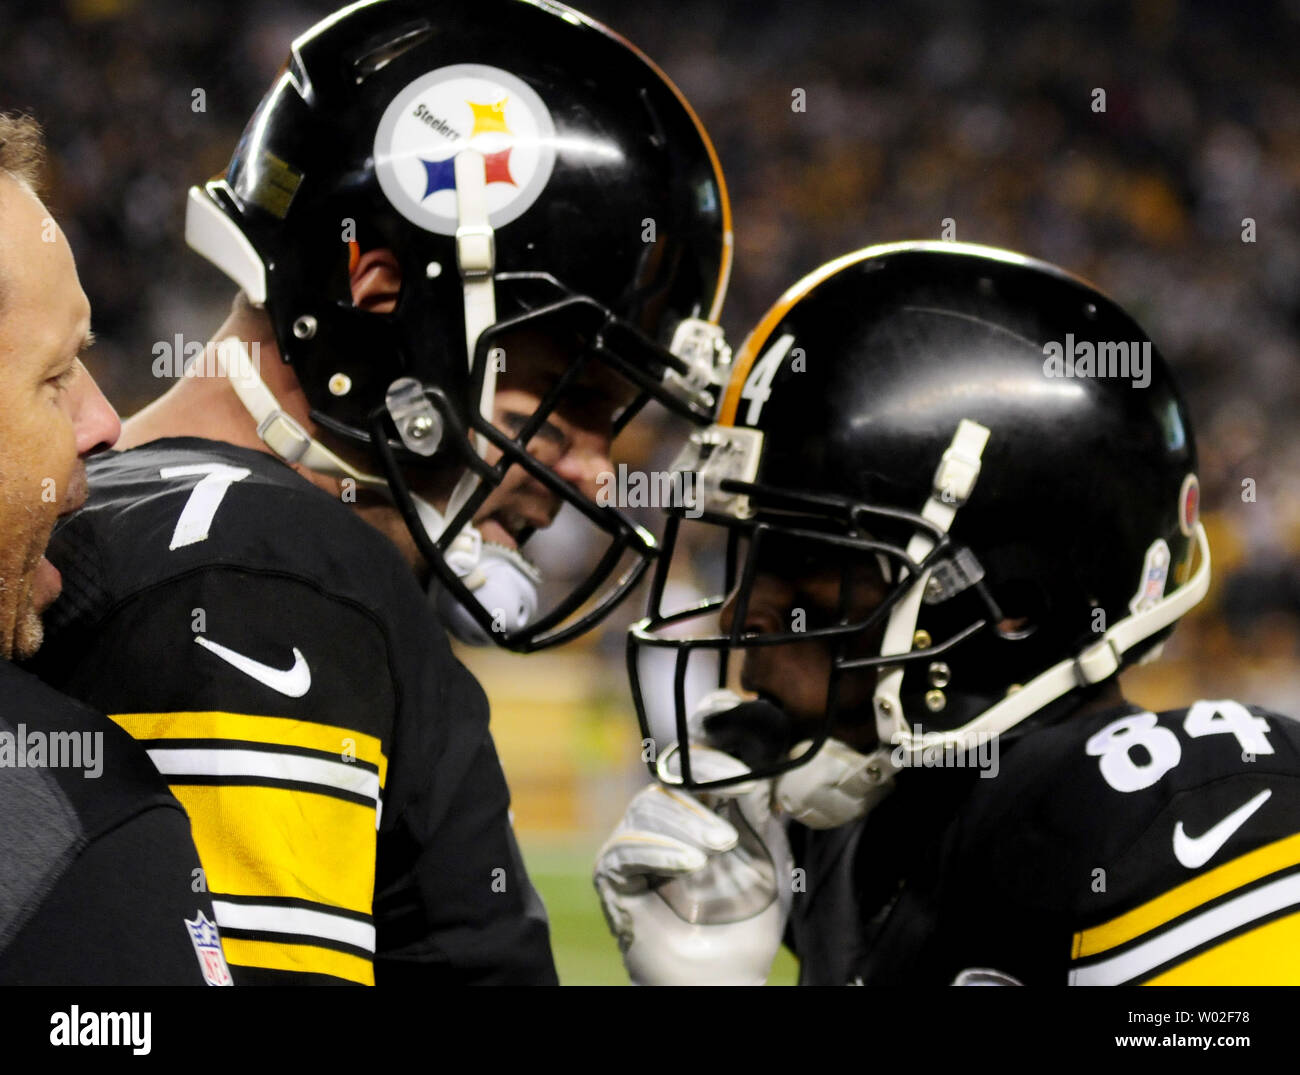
[1073,830,1300,959]
[1142,909,1300,985]
[174,784,377,917]
[110,710,387,785]
[221,936,374,985]
[1069,870,1300,984]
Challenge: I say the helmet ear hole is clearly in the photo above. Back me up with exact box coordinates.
[990,578,1043,640]
[349,247,403,313]
[996,617,1037,641]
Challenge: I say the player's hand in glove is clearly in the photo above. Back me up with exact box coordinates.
[593,693,794,986]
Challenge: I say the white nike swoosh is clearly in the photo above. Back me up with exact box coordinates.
[1172,788,1272,869]
[194,636,312,698]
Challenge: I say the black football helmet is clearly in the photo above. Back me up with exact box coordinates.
[629,242,1210,792]
[185,0,732,651]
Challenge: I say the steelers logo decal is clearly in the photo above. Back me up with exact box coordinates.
[1178,472,1199,537]
[374,64,557,236]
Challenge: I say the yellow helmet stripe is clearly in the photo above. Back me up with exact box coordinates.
[719,247,875,426]
[718,241,1044,427]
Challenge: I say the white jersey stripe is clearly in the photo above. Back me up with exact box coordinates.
[1069,870,1300,985]
[211,900,376,953]
[146,747,379,803]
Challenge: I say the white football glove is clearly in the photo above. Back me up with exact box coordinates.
[594,744,793,986]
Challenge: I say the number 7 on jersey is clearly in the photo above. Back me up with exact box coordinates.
[160,463,251,550]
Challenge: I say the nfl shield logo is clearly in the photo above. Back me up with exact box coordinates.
[185,910,234,986]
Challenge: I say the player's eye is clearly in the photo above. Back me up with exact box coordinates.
[501,410,569,453]
[46,364,78,394]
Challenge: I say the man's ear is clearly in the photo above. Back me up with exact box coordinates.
[349,246,402,313]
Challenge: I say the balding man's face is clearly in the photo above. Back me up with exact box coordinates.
[0,178,119,659]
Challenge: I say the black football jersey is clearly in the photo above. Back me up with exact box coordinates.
[0,659,231,985]
[786,700,1300,985]
[30,438,557,985]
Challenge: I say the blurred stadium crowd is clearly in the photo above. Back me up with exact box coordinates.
[2,0,1298,831]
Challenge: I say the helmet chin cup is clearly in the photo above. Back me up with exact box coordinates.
[773,739,896,829]
[434,533,541,647]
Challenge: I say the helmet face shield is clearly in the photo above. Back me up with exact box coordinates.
[370,399,653,652]
[365,296,728,651]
